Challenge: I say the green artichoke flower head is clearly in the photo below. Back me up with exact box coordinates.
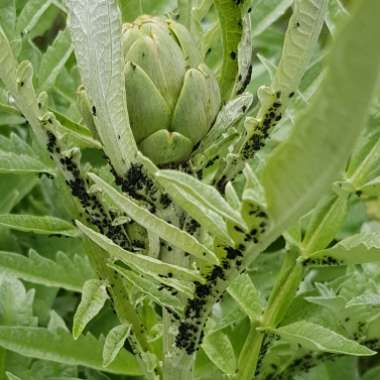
[122,16,221,165]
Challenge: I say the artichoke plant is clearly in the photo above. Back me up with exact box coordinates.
[122,16,221,165]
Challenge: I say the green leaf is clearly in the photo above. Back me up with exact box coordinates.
[363,366,380,380]
[227,273,263,321]
[274,321,375,356]
[16,0,52,36]
[302,192,348,254]
[262,0,380,228]
[272,0,328,101]
[66,0,137,175]
[0,250,95,292]
[77,221,205,284]
[0,326,141,375]
[202,331,237,376]
[157,170,246,228]
[325,0,349,35]
[73,279,108,339]
[252,0,293,37]
[88,173,219,264]
[0,151,52,175]
[102,324,131,367]
[37,29,73,91]
[346,292,380,308]
[0,0,16,42]
[109,263,184,312]
[212,0,244,100]
[306,232,380,266]
[117,0,143,22]
[0,276,36,326]
[6,373,22,380]
[360,176,380,197]
[0,214,79,237]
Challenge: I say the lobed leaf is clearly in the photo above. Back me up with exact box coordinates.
[0,326,141,375]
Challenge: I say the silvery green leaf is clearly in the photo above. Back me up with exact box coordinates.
[0,151,53,175]
[202,331,237,376]
[157,180,233,243]
[77,221,205,284]
[157,170,246,228]
[0,326,141,375]
[37,29,73,91]
[117,0,143,22]
[225,182,241,210]
[306,232,380,266]
[273,321,376,356]
[252,0,293,37]
[262,0,380,229]
[0,0,16,42]
[48,311,69,333]
[66,0,137,174]
[73,279,108,339]
[0,214,79,237]
[346,292,380,308]
[109,264,184,312]
[0,250,95,292]
[16,0,53,36]
[227,273,263,321]
[272,0,328,102]
[0,103,25,126]
[102,324,131,367]
[88,173,219,264]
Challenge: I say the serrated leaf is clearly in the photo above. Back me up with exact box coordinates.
[0,214,79,237]
[0,250,95,292]
[157,170,245,228]
[274,321,375,356]
[102,324,131,367]
[66,0,137,174]
[38,29,73,91]
[228,273,263,321]
[88,173,219,264]
[77,221,204,284]
[109,264,184,312]
[346,292,380,308]
[202,331,237,375]
[73,279,108,339]
[0,326,141,375]
[262,0,380,228]
[307,232,380,266]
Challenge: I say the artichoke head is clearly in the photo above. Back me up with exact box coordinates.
[122,16,221,165]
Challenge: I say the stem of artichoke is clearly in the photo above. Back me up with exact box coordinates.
[234,251,304,380]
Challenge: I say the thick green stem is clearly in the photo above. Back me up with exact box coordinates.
[235,250,304,380]
[234,324,264,380]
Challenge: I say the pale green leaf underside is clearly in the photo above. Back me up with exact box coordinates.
[0,250,95,292]
[262,1,380,228]
[66,0,137,174]
[346,292,380,308]
[0,214,79,237]
[0,326,141,375]
[88,173,219,264]
[77,221,204,284]
[73,279,108,339]
[103,323,131,367]
[274,321,375,356]
[0,151,53,174]
[202,331,237,375]
[227,273,263,321]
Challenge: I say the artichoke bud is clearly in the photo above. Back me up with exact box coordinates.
[122,16,221,165]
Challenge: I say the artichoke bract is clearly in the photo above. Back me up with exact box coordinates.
[122,16,221,165]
